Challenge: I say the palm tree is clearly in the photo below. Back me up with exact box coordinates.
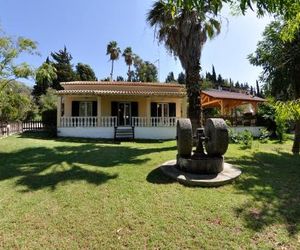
[147,0,221,130]
[122,47,134,81]
[106,41,121,81]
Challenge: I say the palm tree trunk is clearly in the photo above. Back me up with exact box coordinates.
[110,60,114,81]
[128,65,131,82]
[186,63,202,134]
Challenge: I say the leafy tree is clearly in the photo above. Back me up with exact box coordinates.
[0,81,32,122]
[122,47,134,81]
[275,100,300,153]
[0,29,37,91]
[32,58,57,101]
[0,28,42,122]
[75,63,97,81]
[100,77,110,81]
[147,0,222,129]
[132,55,158,82]
[106,41,121,81]
[50,46,76,90]
[177,72,186,84]
[39,88,57,112]
[250,21,300,153]
[116,76,124,81]
[165,72,176,82]
[166,0,300,40]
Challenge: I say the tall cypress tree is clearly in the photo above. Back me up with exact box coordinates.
[212,65,217,83]
[50,46,76,90]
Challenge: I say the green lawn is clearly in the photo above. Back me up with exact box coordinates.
[0,133,299,249]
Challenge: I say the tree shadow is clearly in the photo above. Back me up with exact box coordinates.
[0,139,176,191]
[226,151,300,236]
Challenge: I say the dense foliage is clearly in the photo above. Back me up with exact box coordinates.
[75,63,97,81]
[250,20,300,153]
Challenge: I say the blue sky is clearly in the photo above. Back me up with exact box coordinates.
[1,0,272,87]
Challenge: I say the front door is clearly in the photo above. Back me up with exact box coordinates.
[118,102,131,126]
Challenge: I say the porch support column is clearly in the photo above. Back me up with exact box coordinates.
[146,97,151,126]
[182,96,187,118]
[97,96,101,126]
[57,96,62,127]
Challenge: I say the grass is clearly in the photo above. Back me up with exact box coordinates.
[0,132,300,249]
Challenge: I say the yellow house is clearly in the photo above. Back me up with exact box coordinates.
[56,81,187,139]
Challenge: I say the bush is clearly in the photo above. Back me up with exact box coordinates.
[240,130,253,149]
[259,128,269,143]
[41,109,57,137]
[228,128,241,144]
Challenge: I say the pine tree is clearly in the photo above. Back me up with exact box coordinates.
[50,46,76,90]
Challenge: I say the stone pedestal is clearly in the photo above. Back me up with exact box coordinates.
[177,155,224,174]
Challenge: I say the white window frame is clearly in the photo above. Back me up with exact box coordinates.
[157,103,169,118]
[79,101,93,117]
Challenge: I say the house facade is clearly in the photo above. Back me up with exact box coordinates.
[56,81,187,139]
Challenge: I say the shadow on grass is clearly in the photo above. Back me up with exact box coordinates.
[227,151,300,236]
[146,167,175,184]
[0,133,176,191]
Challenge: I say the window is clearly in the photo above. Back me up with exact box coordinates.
[79,102,93,117]
[157,103,169,118]
[151,102,176,117]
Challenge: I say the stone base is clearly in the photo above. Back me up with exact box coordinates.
[177,155,224,174]
[160,160,241,187]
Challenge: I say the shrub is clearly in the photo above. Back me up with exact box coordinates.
[228,128,241,144]
[240,130,253,149]
[41,109,57,137]
[259,128,269,143]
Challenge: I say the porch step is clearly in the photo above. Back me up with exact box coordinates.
[114,127,134,140]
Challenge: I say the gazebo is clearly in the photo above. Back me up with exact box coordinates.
[201,89,265,116]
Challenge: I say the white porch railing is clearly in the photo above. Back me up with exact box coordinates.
[60,116,177,128]
[131,117,178,127]
[60,116,117,127]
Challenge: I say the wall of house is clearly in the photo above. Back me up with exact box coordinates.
[57,127,114,139]
[62,95,186,118]
[57,127,176,140]
[63,96,97,117]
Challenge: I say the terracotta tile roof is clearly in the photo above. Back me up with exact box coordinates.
[202,89,265,102]
[57,81,186,97]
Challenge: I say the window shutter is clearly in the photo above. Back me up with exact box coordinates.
[151,102,157,117]
[72,101,79,117]
[92,101,97,116]
[131,102,138,117]
[169,103,176,117]
[111,102,118,116]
